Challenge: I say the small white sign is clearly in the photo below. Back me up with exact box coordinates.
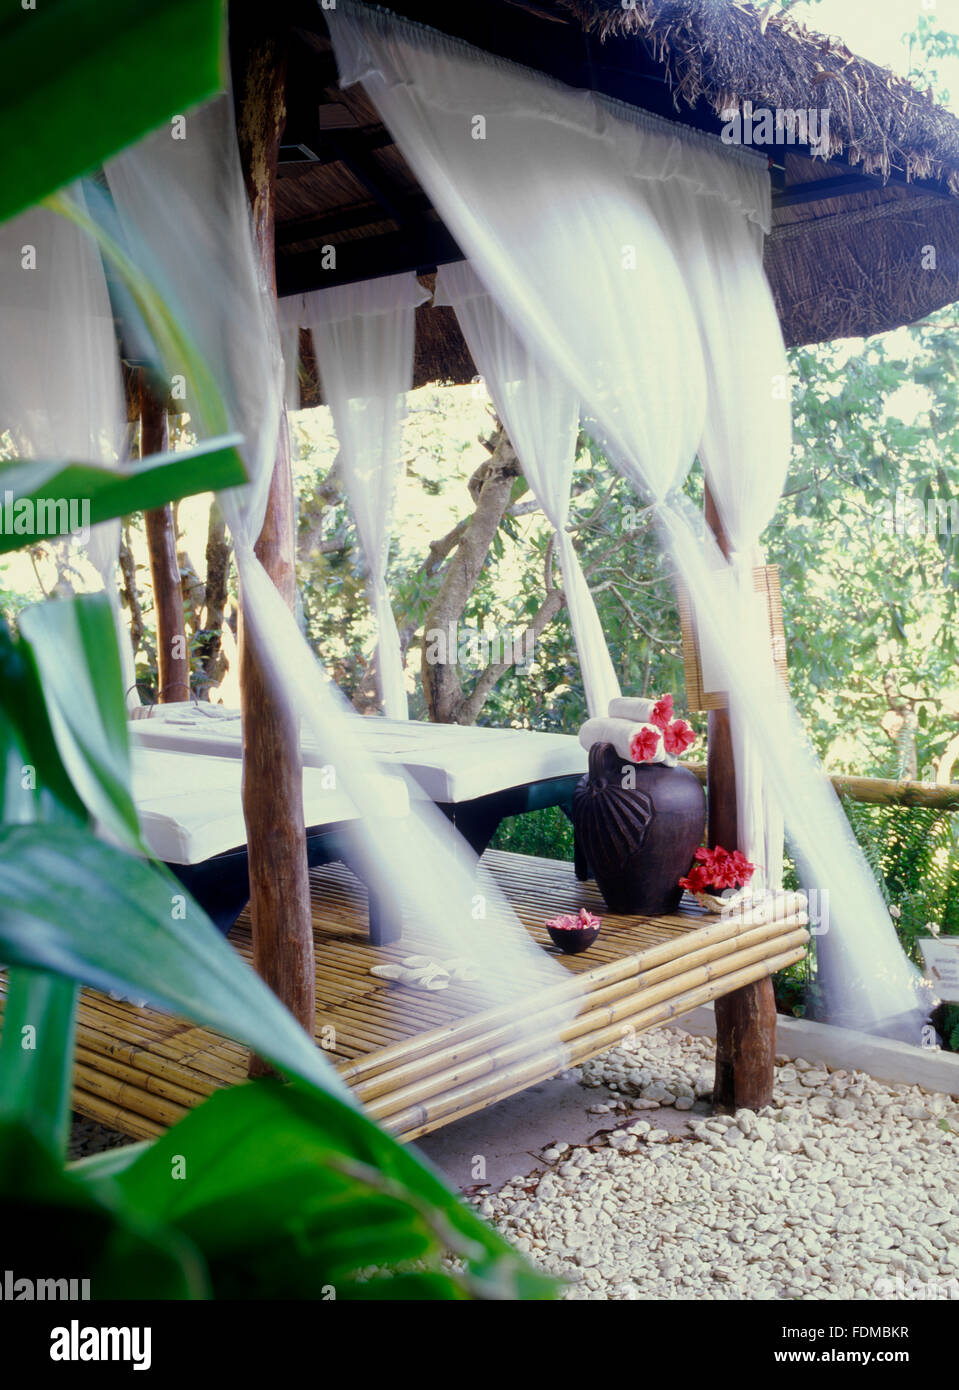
[919,936,959,1002]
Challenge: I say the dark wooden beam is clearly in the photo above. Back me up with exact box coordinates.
[704,482,776,1114]
[773,172,884,208]
[230,0,316,1076]
[140,371,189,704]
[276,222,464,296]
[276,190,432,248]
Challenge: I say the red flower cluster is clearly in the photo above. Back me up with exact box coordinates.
[678,846,755,895]
[627,694,697,763]
[545,907,602,932]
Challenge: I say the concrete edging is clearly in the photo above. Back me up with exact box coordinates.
[678,1004,959,1098]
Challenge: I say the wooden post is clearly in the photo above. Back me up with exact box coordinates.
[231,2,316,1074]
[705,483,776,1112]
[140,372,189,703]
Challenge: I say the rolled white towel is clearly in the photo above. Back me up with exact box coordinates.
[608,696,656,723]
[578,716,676,766]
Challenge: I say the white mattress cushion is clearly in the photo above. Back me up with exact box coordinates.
[129,707,587,803]
[132,746,408,866]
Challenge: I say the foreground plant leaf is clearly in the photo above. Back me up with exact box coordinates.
[0,0,225,226]
[0,824,352,1101]
[17,597,141,850]
[0,970,77,1157]
[0,1122,205,1298]
[0,437,246,556]
[0,619,87,827]
[108,1080,558,1300]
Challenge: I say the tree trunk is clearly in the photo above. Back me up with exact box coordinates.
[118,524,144,664]
[231,1,315,1077]
[201,502,232,691]
[421,426,526,723]
[705,483,776,1113]
[141,372,189,703]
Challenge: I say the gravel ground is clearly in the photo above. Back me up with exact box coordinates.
[467,1025,959,1300]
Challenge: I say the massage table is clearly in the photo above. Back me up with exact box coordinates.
[129,705,587,858]
[132,746,409,942]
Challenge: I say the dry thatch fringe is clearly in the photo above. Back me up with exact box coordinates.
[556,0,959,195]
[765,193,959,346]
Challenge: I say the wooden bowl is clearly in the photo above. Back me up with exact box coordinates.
[547,924,600,955]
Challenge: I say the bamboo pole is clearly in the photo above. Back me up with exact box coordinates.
[230,3,316,1072]
[684,762,959,810]
[383,943,807,1138]
[363,928,808,1122]
[338,898,805,1088]
[352,913,808,1105]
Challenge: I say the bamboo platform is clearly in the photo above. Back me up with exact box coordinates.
[0,850,807,1143]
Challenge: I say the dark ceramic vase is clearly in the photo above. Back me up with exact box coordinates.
[572,742,706,916]
[546,923,600,955]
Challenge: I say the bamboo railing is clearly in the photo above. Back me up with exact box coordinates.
[685,763,959,811]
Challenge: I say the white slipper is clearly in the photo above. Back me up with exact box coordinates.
[442,956,479,982]
[371,960,451,991]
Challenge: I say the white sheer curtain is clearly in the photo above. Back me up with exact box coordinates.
[434,261,619,716]
[298,272,427,719]
[0,187,136,699]
[642,180,790,890]
[277,293,304,415]
[328,1,927,1038]
[100,92,569,1022]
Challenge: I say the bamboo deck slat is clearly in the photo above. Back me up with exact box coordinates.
[0,849,807,1143]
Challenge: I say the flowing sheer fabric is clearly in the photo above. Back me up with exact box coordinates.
[328,2,927,1038]
[0,187,136,699]
[101,94,572,1030]
[641,180,790,890]
[298,272,428,718]
[434,261,619,716]
[277,293,304,415]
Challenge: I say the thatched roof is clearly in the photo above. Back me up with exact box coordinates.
[269,0,959,398]
[562,0,959,346]
[566,0,959,191]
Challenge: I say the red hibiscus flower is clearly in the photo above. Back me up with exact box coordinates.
[650,694,674,731]
[663,718,695,756]
[730,850,756,884]
[678,864,710,894]
[629,726,661,763]
[679,845,755,895]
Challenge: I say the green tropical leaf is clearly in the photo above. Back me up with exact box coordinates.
[0,823,351,1101]
[0,970,77,1156]
[0,1122,205,1298]
[109,1080,557,1300]
[0,618,87,825]
[17,596,140,849]
[0,0,225,226]
[0,436,246,555]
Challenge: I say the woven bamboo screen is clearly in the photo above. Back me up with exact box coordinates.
[677,564,788,712]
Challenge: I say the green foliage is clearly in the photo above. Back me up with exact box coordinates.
[490,805,575,861]
[841,799,959,962]
[768,318,959,776]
